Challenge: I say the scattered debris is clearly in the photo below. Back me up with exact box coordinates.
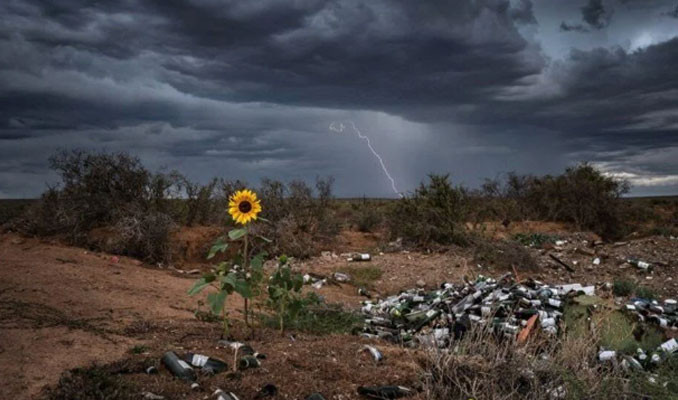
[142,392,165,400]
[624,297,677,328]
[239,355,261,369]
[333,272,351,283]
[598,338,677,370]
[627,258,652,271]
[184,352,228,374]
[161,351,196,382]
[358,287,372,298]
[360,345,383,363]
[598,350,616,362]
[145,366,158,374]
[349,253,372,262]
[254,383,278,399]
[214,388,240,400]
[357,385,413,399]
[548,254,575,272]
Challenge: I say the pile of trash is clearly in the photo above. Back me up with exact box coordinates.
[598,338,677,372]
[624,297,678,328]
[359,274,594,347]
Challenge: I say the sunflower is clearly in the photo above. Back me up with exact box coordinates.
[228,189,262,225]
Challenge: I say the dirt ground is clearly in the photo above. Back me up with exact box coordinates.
[1,226,676,399]
[0,233,425,400]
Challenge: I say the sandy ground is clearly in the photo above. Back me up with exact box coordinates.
[0,234,424,400]
[1,227,676,399]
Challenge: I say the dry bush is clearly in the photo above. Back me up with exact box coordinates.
[351,198,383,232]
[471,164,630,240]
[388,174,470,248]
[15,150,177,264]
[423,326,635,400]
[252,176,339,258]
[114,210,175,264]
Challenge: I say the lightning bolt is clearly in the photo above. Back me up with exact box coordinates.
[329,121,402,197]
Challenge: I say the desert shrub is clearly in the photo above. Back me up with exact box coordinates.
[252,176,339,258]
[612,278,636,296]
[470,172,537,225]
[526,164,629,239]
[114,210,175,264]
[174,175,219,226]
[467,164,630,240]
[388,174,469,247]
[261,294,363,335]
[16,150,177,263]
[513,232,557,248]
[634,285,658,300]
[353,198,383,232]
[0,199,34,226]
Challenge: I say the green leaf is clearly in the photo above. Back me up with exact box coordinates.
[207,237,228,259]
[187,274,215,296]
[228,228,247,241]
[292,274,304,292]
[250,252,267,270]
[234,278,252,298]
[220,273,237,292]
[207,290,227,314]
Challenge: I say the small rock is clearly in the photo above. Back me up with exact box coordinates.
[416,279,426,288]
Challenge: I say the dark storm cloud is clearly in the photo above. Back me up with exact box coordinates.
[663,4,678,18]
[560,0,613,32]
[581,0,613,29]
[559,22,590,33]
[0,0,677,197]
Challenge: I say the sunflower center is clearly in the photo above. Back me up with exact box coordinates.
[238,201,252,213]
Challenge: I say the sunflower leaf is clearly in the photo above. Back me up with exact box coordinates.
[207,237,228,259]
[228,228,247,241]
[207,290,228,314]
[187,274,214,296]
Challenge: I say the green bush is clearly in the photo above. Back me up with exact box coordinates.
[634,285,657,300]
[470,164,630,240]
[388,174,469,247]
[261,295,363,335]
[612,279,636,296]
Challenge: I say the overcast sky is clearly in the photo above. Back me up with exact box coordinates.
[1,0,678,198]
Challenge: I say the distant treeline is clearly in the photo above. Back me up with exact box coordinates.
[2,150,677,262]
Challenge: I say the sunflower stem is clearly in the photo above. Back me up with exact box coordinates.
[243,229,250,327]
